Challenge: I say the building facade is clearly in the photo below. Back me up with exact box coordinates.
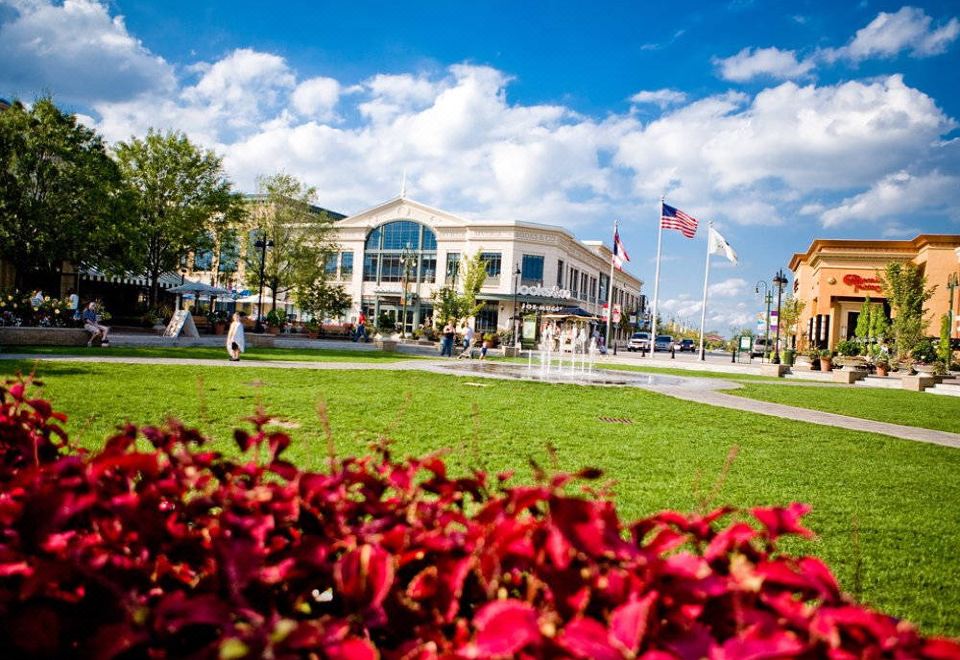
[789,234,960,350]
[327,196,643,340]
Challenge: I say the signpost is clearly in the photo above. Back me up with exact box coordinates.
[164,310,200,339]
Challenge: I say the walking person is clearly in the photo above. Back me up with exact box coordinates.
[226,312,245,361]
[354,311,367,342]
[440,320,456,357]
[458,323,475,359]
[66,288,80,324]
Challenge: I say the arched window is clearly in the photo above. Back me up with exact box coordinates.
[363,220,437,283]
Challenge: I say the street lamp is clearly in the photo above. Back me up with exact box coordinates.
[254,235,274,334]
[399,242,417,339]
[755,280,772,363]
[948,271,959,340]
[513,263,522,347]
[771,269,788,364]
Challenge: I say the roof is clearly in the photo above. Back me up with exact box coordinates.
[242,193,346,220]
[788,234,960,271]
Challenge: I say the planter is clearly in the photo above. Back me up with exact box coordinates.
[914,363,937,375]
[819,358,833,372]
[793,357,813,371]
[782,349,795,367]
[213,322,226,335]
[876,364,889,377]
[267,326,280,336]
[834,356,867,370]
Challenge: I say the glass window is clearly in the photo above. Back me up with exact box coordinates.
[380,254,403,282]
[419,256,437,283]
[476,304,500,334]
[218,238,239,273]
[324,252,338,277]
[480,252,502,278]
[365,227,381,250]
[445,252,460,282]
[570,268,579,296]
[556,260,565,287]
[582,274,589,300]
[363,254,379,281]
[599,273,609,302]
[382,220,421,250]
[340,251,353,278]
[590,276,597,301]
[521,254,544,286]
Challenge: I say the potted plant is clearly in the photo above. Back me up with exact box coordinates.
[834,339,866,370]
[874,354,890,377]
[305,319,320,339]
[207,309,229,335]
[782,348,795,367]
[482,332,498,349]
[819,349,833,372]
[265,308,287,335]
[910,339,938,374]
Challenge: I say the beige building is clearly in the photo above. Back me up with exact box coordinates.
[789,234,960,350]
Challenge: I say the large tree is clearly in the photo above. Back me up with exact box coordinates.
[0,97,135,288]
[115,130,240,306]
[881,262,936,358]
[432,251,487,325]
[244,173,337,311]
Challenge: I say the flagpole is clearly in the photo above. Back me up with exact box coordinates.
[650,197,665,358]
[605,220,618,347]
[698,223,712,361]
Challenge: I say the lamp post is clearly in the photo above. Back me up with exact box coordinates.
[399,242,417,339]
[755,280,772,363]
[254,235,273,334]
[948,272,959,340]
[771,269,788,364]
[512,263,522,347]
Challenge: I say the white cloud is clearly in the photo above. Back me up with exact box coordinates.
[714,47,815,82]
[709,278,748,297]
[841,6,960,60]
[820,170,960,226]
[629,89,687,108]
[0,0,175,102]
[291,77,341,119]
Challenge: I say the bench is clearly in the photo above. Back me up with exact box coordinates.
[0,327,104,346]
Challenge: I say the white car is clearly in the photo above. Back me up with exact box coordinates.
[654,335,674,351]
[627,332,651,351]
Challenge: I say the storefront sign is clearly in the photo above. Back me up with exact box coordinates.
[517,285,571,299]
[519,302,563,313]
[842,274,882,293]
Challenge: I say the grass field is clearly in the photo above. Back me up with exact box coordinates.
[730,382,960,434]
[0,344,419,363]
[1,358,959,637]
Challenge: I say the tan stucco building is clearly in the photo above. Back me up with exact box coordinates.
[789,235,960,350]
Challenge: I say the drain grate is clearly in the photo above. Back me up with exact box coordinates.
[599,416,634,424]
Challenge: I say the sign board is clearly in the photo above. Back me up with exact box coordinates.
[517,285,571,299]
[769,310,779,331]
[164,310,200,338]
[739,336,752,351]
[756,313,766,334]
[613,303,622,323]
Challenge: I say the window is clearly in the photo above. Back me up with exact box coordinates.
[480,252,502,279]
[556,260,565,287]
[475,304,500,334]
[590,277,597,302]
[570,268,579,296]
[193,245,213,271]
[599,273,609,302]
[363,220,437,284]
[581,273,588,300]
[445,252,460,282]
[324,253,338,277]
[521,254,544,286]
[340,252,353,278]
[218,239,239,273]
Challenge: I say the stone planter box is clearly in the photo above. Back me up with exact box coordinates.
[503,346,521,358]
[0,326,92,346]
[376,339,398,352]
[793,358,814,371]
[913,363,937,375]
[760,364,789,378]
[834,357,868,370]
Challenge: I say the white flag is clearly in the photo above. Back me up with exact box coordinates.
[708,226,738,264]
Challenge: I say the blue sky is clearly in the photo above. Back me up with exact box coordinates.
[2,0,959,332]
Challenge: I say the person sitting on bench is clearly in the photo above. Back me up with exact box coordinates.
[82,302,110,347]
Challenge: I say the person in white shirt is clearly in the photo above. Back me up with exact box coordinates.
[458,323,475,358]
[226,312,245,361]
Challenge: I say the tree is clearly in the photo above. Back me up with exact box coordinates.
[778,294,806,349]
[115,130,240,307]
[432,252,488,325]
[295,280,352,323]
[0,97,136,288]
[880,262,936,358]
[245,173,337,312]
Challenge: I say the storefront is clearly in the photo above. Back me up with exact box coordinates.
[329,195,643,339]
[789,235,960,350]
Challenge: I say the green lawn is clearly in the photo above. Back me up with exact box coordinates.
[0,344,419,363]
[2,359,959,637]
[730,383,960,434]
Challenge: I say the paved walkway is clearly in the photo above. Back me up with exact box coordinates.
[2,352,958,450]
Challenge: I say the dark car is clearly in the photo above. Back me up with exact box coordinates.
[678,339,695,352]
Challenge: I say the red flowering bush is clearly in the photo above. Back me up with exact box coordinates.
[0,377,958,659]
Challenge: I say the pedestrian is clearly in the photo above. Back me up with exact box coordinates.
[66,288,80,323]
[440,320,456,357]
[458,323,475,358]
[226,312,245,361]
[355,311,367,342]
[82,301,110,347]
[480,333,491,360]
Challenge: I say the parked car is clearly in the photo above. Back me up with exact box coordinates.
[750,337,770,358]
[678,338,695,352]
[654,335,674,351]
[627,331,651,352]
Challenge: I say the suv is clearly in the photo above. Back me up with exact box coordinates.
[654,335,674,351]
[627,332,651,352]
[750,337,770,358]
[678,338,695,352]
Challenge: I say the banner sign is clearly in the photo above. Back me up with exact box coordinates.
[769,310,779,331]
[517,285,571,299]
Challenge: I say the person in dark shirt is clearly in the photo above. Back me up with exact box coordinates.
[82,302,110,347]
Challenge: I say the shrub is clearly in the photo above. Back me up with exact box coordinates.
[265,307,287,328]
[911,338,938,364]
[835,339,860,357]
[0,378,958,658]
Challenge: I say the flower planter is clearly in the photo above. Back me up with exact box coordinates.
[914,363,936,375]
[793,357,813,371]
[213,322,226,335]
[268,326,280,336]
[875,364,889,377]
[819,358,833,372]
[835,356,867,370]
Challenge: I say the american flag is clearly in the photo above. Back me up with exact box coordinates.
[661,203,699,238]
